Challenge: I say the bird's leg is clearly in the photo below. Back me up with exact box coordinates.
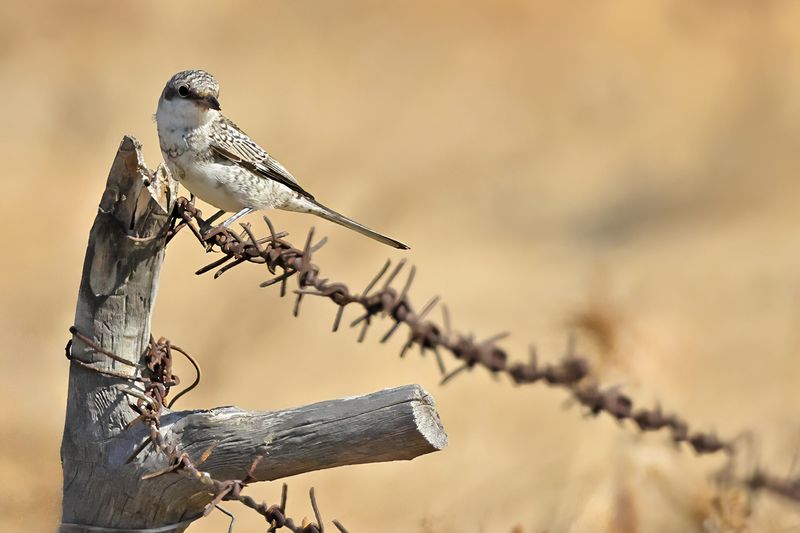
[221,208,254,228]
[204,210,226,226]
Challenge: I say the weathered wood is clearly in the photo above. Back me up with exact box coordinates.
[61,135,176,530]
[157,385,447,484]
[60,136,447,533]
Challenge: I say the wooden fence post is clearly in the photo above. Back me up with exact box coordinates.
[60,136,447,532]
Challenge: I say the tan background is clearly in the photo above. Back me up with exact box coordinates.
[2,1,800,531]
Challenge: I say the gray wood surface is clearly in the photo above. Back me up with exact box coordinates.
[59,137,447,532]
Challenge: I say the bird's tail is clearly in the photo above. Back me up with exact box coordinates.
[287,198,409,250]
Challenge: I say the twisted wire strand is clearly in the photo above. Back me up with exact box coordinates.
[166,197,800,504]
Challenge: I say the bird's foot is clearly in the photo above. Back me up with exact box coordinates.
[197,209,226,237]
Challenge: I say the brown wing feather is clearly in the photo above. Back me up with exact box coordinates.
[209,117,315,200]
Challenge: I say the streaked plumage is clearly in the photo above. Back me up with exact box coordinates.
[155,69,408,249]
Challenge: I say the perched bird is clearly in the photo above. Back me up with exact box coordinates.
[155,69,408,249]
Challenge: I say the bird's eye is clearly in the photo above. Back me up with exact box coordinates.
[177,85,190,97]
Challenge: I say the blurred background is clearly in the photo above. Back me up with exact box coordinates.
[2,1,800,531]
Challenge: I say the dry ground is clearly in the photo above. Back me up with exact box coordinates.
[1,2,800,531]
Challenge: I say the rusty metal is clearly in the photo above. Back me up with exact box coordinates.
[169,198,736,457]
[163,196,800,508]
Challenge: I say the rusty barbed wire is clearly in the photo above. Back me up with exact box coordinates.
[166,197,800,505]
[748,471,800,502]
[168,198,730,454]
[65,326,348,533]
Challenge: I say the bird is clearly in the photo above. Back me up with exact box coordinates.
[155,69,409,249]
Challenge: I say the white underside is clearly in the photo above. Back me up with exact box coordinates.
[170,157,263,212]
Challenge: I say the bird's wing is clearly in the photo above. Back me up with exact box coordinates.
[209,117,315,200]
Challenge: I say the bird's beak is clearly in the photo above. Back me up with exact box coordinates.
[190,89,221,110]
[202,95,221,111]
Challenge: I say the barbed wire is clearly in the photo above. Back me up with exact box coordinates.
[167,197,800,504]
[65,326,348,533]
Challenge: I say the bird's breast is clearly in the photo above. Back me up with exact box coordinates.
[179,160,277,213]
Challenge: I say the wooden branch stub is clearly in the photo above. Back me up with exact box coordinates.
[162,384,447,484]
[93,384,448,531]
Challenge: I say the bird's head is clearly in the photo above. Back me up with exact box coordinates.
[157,70,221,128]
